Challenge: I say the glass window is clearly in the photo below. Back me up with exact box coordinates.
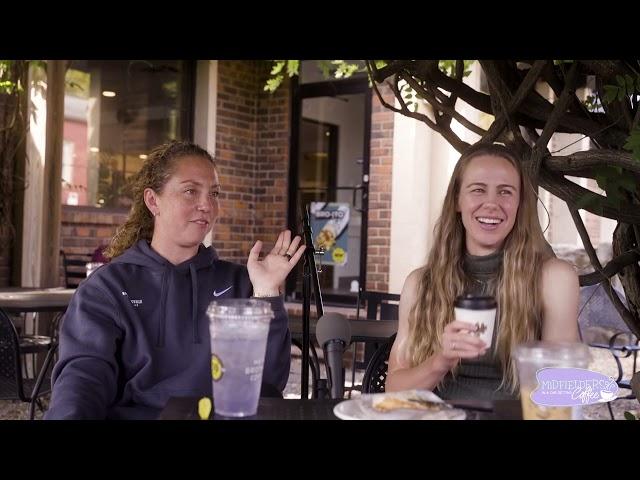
[61,60,194,208]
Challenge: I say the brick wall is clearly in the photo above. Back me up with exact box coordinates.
[214,61,289,265]
[366,85,394,292]
[60,205,128,256]
[59,205,128,285]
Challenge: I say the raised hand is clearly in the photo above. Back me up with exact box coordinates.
[247,229,306,296]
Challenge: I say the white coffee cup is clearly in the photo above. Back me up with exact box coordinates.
[454,295,497,348]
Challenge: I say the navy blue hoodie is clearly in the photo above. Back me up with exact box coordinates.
[45,240,291,420]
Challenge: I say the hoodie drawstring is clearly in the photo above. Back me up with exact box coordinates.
[190,263,200,344]
[156,267,169,348]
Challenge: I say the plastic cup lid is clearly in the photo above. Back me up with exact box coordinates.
[512,341,591,363]
[207,298,274,318]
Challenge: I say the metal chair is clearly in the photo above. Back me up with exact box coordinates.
[60,249,92,288]
[0,308,57,419]
[361,333,396,394]
[578,283,639,419]
[347,290,399,395]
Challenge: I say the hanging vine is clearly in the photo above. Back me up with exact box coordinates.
[0,60,28,244]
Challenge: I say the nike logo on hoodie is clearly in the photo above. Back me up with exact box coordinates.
[213,286,232,297]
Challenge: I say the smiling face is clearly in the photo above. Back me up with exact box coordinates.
[457,154,521,256]
[145,155,220,262]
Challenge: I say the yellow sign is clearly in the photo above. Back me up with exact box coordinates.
[211,354,224,381]
[332,247,346,264]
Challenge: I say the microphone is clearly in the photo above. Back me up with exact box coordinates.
[316,313,351,399]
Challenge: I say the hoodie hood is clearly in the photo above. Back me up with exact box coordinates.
[112,239,218,270]
[112,240,218,346]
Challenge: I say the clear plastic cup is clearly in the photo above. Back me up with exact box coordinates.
[513,342,591,420]
[206,299,273,417]
[85,262,104,277]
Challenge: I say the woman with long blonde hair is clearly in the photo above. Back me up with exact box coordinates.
[386,143,580,399]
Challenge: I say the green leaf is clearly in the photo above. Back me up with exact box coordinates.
[617,88,626,102]
[624,411,637,420]
[623,129,640,162]
[286,60,299,77]
[264,75,284,93]
[617,174,638,194]
[603,85,619,104]
[595,173,609,191]
[317,61,332,78]
[616,75,626,88]
[624,74,635,92]
[270,60,285,76]
[575,193,600,211]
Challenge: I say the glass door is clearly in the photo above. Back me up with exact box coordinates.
[287,75,371,305]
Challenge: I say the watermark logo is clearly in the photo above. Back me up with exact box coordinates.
[531,368,619,406]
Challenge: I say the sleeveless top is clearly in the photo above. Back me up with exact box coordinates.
[433,249,518,401]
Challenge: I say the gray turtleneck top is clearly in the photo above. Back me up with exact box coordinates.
[434,249,518,401]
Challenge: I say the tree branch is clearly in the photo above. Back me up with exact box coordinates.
[392,77,470,153]
[424,63,494,114]
[569,207,640,338]
[482,60,547,144]
[368,60,413,83]
[533,62,579,172]
[538,168,640,224]
[580,250,640,286]
[401,73,487,136]
[369,63,471,153]
[544,150,640,176]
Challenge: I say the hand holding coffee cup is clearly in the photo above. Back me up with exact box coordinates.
[454,295,497,350]
[441,320,488,362]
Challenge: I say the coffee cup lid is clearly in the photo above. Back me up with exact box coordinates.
[454,294,497,310]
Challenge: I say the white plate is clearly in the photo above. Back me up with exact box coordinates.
[333,390,466,420]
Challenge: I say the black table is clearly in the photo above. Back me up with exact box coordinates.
[0,287,74,314]
[289,317,398,343]
[158,397,523,420]
[159,397,343,420]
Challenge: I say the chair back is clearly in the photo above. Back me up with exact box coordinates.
[0,308,26,401]
[362,333,396,394]
[352,290,400,376]
[360,290,400,321]
[60,249,92,288]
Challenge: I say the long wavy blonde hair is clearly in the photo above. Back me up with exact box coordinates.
[406,143,553,392]
[104,141,216,259]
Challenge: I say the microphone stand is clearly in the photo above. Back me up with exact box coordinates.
[301,205,325,399]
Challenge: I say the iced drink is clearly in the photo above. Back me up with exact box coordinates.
[207,299,273,417]
[513,342,591,420]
